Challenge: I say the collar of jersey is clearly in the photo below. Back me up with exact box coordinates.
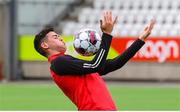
[48,51,65,62]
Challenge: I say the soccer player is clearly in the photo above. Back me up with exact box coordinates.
[34,11,155,110]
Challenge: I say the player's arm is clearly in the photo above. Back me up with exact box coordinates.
[98,39,144,75]
[50,11,118,75]
[98,19,155,75]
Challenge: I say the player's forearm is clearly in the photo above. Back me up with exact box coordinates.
[112,39,145,69]
[83,33,112,70]
[99,39,145,75]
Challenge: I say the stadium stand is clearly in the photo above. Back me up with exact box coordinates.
[18,0,76,35]
[17,0,180,37]
[62,0,180,37]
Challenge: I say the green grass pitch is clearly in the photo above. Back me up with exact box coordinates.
[0,82,180,110]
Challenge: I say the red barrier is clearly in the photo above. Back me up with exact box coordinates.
[112,37,180,62]
[0,61,2,80]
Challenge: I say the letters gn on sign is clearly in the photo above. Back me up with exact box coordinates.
[112,37,180,63]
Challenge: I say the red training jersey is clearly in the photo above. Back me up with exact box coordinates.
[48,33,145,110]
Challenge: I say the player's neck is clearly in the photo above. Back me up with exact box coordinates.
[47,50,62,58]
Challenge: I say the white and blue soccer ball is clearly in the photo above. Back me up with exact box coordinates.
[73,28,101,56]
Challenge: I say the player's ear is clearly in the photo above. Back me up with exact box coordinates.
[41,41,49,49]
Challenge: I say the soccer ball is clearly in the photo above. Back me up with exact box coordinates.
[73,28,101,56]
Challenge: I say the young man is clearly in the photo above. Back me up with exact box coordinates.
[34,11,154,110]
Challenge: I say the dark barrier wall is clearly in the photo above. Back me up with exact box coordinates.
[0,4,5,80]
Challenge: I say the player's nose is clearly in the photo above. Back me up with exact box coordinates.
[59,37,65,44]
[59,37,63,41]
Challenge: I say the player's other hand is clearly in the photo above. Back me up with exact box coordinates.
[139,19,155,41]
[100,11,118,35]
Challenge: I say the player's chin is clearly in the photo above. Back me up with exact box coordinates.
[63,45,67,50]
[60,46,67,52]
[63,47,67,52]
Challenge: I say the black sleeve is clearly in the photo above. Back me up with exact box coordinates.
[98,39,145,76]
[50,33,112,75]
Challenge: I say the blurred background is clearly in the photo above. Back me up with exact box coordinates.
[0,0,180,110]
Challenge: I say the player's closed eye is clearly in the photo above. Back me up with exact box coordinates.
[53,35,59,39]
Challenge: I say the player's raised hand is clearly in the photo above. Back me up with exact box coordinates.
[139,19,155,41]
[100,11,118,35]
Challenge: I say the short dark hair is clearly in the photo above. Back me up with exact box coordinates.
[34,27,54,57]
